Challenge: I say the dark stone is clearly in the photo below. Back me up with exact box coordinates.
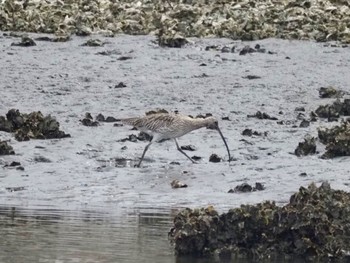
[0,141,15,155]
[242,128,264,136]
[11,36,36,47]
[137,132,152,141]
[242,75,261,80]
[221,46,231,53]
[318,122,350,159]
[209,154,221,163]
[9,161,21,166]
[239,45,256,55]
[115,82,127,88]
[0,116,13,132]
[191,155,202,160]
[105,116,118,122]
[81,39,104,47]
[6,187,26,192]
[221,116,230,121]
[34,156,52,163]
[295,107,305,112]
[81,118,99,127]
[117,56,133,61]
[247,111,278,120]
[181,145,196,151]
[319,86,343,98]
[299,120,310,128]
[295,137,316,156]
[95,113,105,122]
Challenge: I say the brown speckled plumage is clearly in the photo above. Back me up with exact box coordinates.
[121,113,231,167]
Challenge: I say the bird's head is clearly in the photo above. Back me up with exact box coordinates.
[205,116,219,130]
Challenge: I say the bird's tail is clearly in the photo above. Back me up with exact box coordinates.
[120,117,141,127]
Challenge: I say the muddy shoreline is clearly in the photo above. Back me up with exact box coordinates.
[1,32,350,213]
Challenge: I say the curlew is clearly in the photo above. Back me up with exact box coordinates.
[121,113,231,167]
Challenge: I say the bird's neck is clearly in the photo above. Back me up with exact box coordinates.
[190,118,209,130]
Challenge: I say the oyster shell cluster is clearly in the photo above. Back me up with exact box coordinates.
[169,182,350,259]
[1,0,350,43]
[0,109,70,141]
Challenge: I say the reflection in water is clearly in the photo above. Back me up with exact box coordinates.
[0,206,175,263]
[0,206,307,263]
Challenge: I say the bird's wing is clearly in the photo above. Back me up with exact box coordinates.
[121,114,177,132]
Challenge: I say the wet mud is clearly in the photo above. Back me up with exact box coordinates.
[1,32,350,235]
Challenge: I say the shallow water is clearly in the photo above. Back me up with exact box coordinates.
[1,32,350,262]
[0,206,309,263]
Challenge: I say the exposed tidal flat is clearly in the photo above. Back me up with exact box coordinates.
[1,0,350,262]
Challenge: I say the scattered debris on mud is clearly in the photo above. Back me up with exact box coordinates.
[0,109,70,141]
[247,111,278,120]
[228,182,265,193]
[169,182,350,260]
[81,112,119,126]
[0,140,15,155]
[171,180,188,189]
[242,129,267,137]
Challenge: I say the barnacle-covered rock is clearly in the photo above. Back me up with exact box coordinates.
[0,109,70,141]
[1,0,350,43]
[0,140,15,155]
[314,99,350,119]
[295,137,316,156]
[169,182,350,259]
[318,121,350,158]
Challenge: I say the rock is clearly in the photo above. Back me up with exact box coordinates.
[242,129,266,136]
[170,182,350,259]
[239,45,256,55]
[171,180,188,189]
[145,109,168,115]
[11,36,36,47]
[295,106,306,112]
[6,187,26,192]
[105,116,119,122]
[242,75,261,80]
[95,113,105,122]
[137,132,152,141]
[81,39,104,47]
[157,30,188,48]
[295,137,316,156]
[34,156,52,163]
[299,120,310,128]
[191,155,202,160]
[0,140,15,155]
[0,109,70,141]
[209,154,221,163]
[117,56,133,61]
[319,86,343,98]
[318,121,350,159]
[81,118,99,127]
[114,82,127,88]
[180,145,196,151]
[247,111,278,120]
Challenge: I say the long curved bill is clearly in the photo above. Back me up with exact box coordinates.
[216,127,231,162]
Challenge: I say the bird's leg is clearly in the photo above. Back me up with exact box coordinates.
[136,141,152,167]
[174,138,196,163]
